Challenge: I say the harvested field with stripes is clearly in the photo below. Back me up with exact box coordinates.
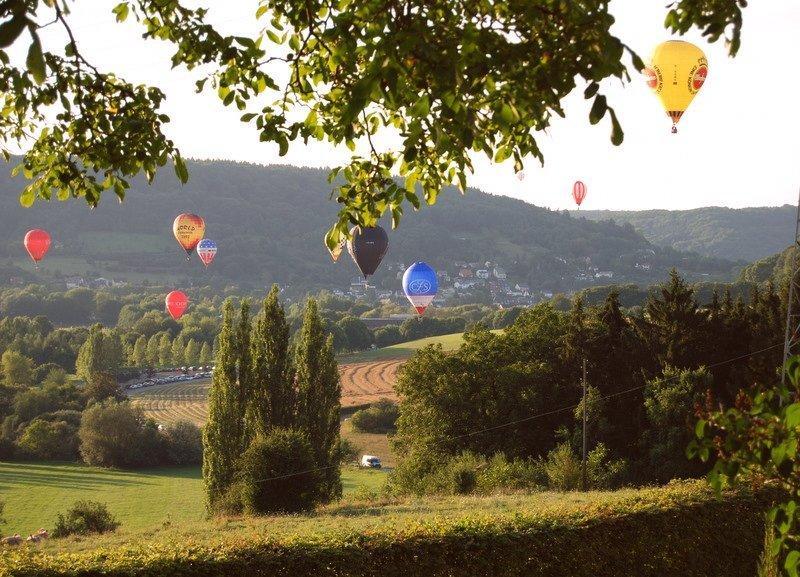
[130,359,402,427]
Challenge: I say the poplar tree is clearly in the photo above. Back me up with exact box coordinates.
[184,339,201,366]
[199,342,213,366]
[295,299,342,501]
[132,336,148,368]
[202,301,246,510]
[158,333,172,367]
[248,285,294,436]
[146,334,160,367]
[171,335,186,366]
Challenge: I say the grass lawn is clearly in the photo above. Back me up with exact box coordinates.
[0,461,388,536]
[339,330,502,363]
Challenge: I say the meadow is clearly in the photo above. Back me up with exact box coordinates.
[0,461,388,537]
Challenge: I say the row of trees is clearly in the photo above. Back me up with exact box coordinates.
[129,334,213,369]
[392,271,784,492]
[203,287,342,513]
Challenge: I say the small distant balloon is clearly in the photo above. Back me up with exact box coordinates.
[572,181,587,208]
[172,214,205,260]
[196,239,217,268]
[644,40,708,133]
[165,291,189,320]
[347,225,389,278]
[516,171,525,182]
[24,229,51,264]
[402,261,438,315]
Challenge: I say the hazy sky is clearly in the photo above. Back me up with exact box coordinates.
[27,1,800,211]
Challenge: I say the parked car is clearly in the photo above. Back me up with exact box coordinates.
[360,455,382,469]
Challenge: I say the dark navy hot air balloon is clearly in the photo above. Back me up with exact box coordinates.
[402,262,438,315]
[348,225,389,278]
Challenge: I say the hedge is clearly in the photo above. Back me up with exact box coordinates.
[0,481,773,577]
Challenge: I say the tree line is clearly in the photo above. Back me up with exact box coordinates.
[391,270,783,493]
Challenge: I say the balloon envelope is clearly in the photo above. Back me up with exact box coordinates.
[572,181,587,207]
[24,229,51,263]
[347,225,389,278]
[402,262,438,315]
[644,40,707,132]
[196,239,217,267]
[165,291,189,320]
[173,214,206,258]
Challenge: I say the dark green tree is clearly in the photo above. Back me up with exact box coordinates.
[202,300,247,510]
[295,299,342,502]
[248,285,294,436]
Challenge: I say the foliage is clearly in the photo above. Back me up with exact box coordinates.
[2,482,770,577]
[75,324,126,382]
[202,300,247,510]
[51,500,120,538]
[350,399,398,434]
[543,442,626,492]
[1,349,34,387]
[690,357,800,576]
[78,400,163,468]
[162,421,203,466]
[295,299,342,502]
[236,428,322,514]
[17,418,78,460]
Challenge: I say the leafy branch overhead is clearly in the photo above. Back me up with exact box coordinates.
[0,0,746,244]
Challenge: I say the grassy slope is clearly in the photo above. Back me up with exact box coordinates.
[339,330,502,363]
[0,462,388,536]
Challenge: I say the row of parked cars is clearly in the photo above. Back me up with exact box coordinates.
[125,367,215,391]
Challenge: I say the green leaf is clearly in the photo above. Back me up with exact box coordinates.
[173,156,189,183]
[589,94,607,125]
[609,108,623,146]
[19,186,35,208]
[584,82,599,99]
[0,11,27,49]
[694,419,706,439]
[786,403,800,428]
[26,36,45,84]
[786,550,800,577]
[112,3,130,23]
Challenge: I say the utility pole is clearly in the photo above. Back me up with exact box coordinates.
[783,188,800,384]
[581,357,588,492]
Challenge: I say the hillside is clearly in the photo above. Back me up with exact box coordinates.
[0,160,735,294]
[576,205,795,262]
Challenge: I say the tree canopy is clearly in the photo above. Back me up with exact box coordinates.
[1,0,746,244]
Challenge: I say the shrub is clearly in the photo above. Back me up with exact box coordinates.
[476,453,546,493]
[544,442,626,491]
[374,325,403,348]
[78,400,165,468]
[237,428,321,514]
[163,420,202,465]
[51,500,120,538]
[350,399,398,434]
[17,418,79,460]
[4,482,774,577]
[338,437,360,464]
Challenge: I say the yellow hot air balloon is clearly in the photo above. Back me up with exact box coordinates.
[644,40,708,133]
[172,213,206,260]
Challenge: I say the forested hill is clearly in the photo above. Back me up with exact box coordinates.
[0,160,734,293]
[576,205,796,262]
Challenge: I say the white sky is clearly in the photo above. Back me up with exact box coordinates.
[25,1,800,211]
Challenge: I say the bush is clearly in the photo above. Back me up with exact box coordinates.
[162,420,202,465]
[544,442,626,491]
[17,418,79,460]
[374,325,403,348]
[350,399,398,434]
[477,453,546,493]
[236,428,322,514]
[78,400,165,468]
[51,500,120,538]
[4,482,773,577]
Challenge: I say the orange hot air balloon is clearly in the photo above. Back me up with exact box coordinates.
[572,181,587,208]
[165,291,189,320]
[24,229,51,264]
[172,214,205,260]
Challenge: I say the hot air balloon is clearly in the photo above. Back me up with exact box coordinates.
[347,225,389,278]
[573,181,587,208]
[402,262,438,315]
[327,239,346,262]
[165,291,189,320]
[196,239,217,268]
[515,171,525,182]
[644,40,708,133]
[172,214,205,260]
[24,229,51,264]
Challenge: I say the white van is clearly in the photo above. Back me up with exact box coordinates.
[360,455,382,469]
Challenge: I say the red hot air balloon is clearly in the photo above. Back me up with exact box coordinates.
[165,291,189,320]
[24,229,51,264]
[572,181,587,208]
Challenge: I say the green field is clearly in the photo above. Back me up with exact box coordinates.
[0,461,388,536]
[339,330,502,363]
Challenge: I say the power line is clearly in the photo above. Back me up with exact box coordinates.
[252,341,783,484]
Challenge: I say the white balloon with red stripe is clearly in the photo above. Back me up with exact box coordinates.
[402,261,439,315]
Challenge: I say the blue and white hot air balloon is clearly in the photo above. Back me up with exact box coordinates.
[402,261,438,315]
[196,238,217,268]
